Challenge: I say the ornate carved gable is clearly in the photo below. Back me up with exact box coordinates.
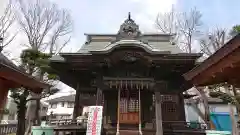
[117,12,141,40]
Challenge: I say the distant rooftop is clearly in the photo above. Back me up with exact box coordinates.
[46,94,75,103]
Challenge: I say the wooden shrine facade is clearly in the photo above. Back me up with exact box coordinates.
[50,14,207,135]
[50,49,206,134]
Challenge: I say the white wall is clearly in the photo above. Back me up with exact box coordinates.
[3,98,17,120]
[2,98,48,121]
[47,102,74,116]
[185,105,199,122]
[209,104,236,114]
[185,103,237,122]
[47,101,90,119]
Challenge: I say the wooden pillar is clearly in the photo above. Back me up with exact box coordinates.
[73,84,80,120]
[116,88,120,135]
[96,88,103,105]
[155,91,163,135]
[0,88,8,110]
[0,79,9,121]
[103,92,107,125]
[179,93,186,121]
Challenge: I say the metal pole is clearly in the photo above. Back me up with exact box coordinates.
[0,37,3,52]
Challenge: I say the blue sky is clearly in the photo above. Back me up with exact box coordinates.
[2,0,239,58]
[49,0,240,95]
[179,0,240,29]
[48,0,240,53]
[2,0,240,96]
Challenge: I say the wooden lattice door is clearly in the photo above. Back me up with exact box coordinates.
[161,95,178,121]
[119,89,139,124]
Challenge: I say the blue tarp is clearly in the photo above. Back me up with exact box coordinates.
[210,112,237,131]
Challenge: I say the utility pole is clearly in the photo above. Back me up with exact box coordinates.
[0,37,3,52]
[229,103,237,135]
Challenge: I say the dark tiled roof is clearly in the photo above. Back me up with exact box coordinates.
[46,95,75,103]
[207,97,224,103]
[185,97,225,104]
[46,94,96,105]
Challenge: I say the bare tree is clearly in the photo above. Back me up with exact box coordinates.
[156,7,203,53]
[0,1,17,52]
[156,7,178,34]
[178,7,203,53]
[190,27,227,129]
[12,0,73,135]
[156,7,215,128]
[156,6,179,46]
[16,0,72,54]
[200,27,227,56]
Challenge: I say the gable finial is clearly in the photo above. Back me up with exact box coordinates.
[128,12,131,20]
[117,12,141,40]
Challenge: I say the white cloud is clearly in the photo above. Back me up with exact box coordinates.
[0,0,8,16]
[131,0,177,15]
[1,0,178,94]
[130,0,177,32]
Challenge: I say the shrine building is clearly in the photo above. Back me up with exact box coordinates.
[50,13,205,135]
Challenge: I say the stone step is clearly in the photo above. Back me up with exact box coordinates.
[119,130,139,135]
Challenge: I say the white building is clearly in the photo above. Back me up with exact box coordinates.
[46,94,92,120]
[1,97,48,123]
[185,97,236,122]
[46,95,76,119]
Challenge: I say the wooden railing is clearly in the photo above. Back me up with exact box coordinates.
[47,119,208,135]
[47,119,88,135]
[47,118,88,126]
[0,124,17,134]
[162,121,209,131]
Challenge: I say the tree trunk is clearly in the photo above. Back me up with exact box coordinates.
[35,98,41,125]
[16,101,27,135]
[196,87,214,129]
[199,90,210,122]
[73,84,80,120]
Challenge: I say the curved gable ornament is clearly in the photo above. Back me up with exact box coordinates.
[90,40,160,54]
[117,12,141,40]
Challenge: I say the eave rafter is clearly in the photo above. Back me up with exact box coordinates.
[62,53,199,70]
[190,48,240,86]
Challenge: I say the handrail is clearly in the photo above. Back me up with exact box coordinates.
[47,118,88,126]
[152,119,209,131]
[0,124,17,134]
[162,121,209,130]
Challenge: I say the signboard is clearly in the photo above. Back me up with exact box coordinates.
[86,106,103,135]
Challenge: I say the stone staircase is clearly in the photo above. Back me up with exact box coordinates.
[119,130,139,135]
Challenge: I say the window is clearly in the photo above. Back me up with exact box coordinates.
[67,102,74,108]
[120,98,139,113]
[209,106,216,112]
[51,104,57,109]
[61,102,65,107]
[42,107,47,112]
[51,115,56,119]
